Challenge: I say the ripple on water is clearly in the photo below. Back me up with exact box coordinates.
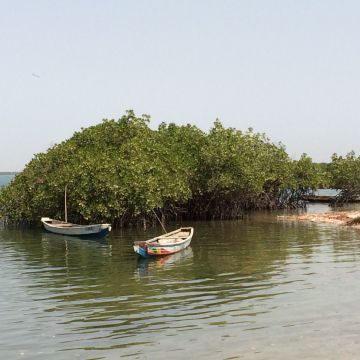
[2,219,360,358]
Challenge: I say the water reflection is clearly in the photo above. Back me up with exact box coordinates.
[135,247,194,278]
[1,214,360,358]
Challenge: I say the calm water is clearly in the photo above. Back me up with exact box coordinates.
[2,204,360,359]
[0,174,15,187]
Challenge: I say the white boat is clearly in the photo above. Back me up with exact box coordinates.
[133,227,194,258]
[41,217,111,237]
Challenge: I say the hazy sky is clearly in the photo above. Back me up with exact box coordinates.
[2,0,360,171]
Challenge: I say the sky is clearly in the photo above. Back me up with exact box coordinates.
[1,0,360,171]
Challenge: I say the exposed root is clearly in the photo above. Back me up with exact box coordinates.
[345,216,360,226]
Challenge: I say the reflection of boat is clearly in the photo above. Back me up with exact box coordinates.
[41,231,109,245]
[133,227,194,258]
[135,247,193,277]
[41,217,111,238]
[147,246,193,266]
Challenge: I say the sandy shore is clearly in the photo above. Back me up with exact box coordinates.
[278,211,360,228]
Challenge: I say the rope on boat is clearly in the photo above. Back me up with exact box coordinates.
[152,209,167,233]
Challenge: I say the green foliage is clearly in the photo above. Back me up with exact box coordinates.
[0,111,325,225]
[328,152,360,189]
[291,154,326,191]
[327,152,360,204]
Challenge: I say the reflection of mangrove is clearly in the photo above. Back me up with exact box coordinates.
[0,225,292,299]
[3,220,357,301]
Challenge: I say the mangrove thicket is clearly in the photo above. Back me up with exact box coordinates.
[0,111,324,226]
[327,152,360,205]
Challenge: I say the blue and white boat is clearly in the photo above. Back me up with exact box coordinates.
[41,217,111,238]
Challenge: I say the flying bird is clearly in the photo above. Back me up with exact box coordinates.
[32,73,40,78]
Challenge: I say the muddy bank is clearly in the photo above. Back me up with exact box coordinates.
[278,211,360,228]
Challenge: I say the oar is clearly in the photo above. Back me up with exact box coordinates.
[152,209,167,233]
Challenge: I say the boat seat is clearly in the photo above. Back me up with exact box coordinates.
[157,237,187,245]
[158,239,177,245]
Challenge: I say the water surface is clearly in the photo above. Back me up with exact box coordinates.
[0,174,15,187]
[1,205,360,359]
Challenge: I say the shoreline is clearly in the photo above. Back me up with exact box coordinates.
[278,210,360,228]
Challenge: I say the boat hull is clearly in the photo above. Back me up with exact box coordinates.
[146,237,192,256]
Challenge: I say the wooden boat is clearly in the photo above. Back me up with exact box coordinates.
[133,227,194,258]
[41,185,111,238]
[41,217,111,238]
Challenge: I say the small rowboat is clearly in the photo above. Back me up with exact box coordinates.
[133,227,194,258]
[41,217,111,238]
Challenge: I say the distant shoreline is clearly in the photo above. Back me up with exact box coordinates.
[0,172,18,175]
